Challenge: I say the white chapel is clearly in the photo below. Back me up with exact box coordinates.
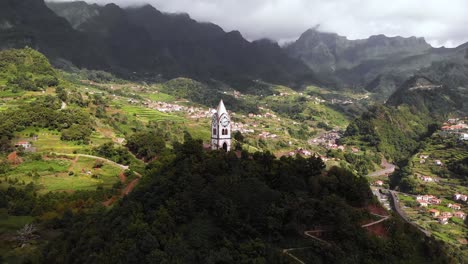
[211,100,231,151]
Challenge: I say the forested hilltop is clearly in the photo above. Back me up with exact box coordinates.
[42,136,455,264]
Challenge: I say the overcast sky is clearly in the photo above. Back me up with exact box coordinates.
[50,0,468,47]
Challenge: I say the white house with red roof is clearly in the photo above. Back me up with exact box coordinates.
[15,141,31,149]
[454,211,466,220]
[448,203,462,210]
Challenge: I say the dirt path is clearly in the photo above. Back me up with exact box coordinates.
[51,152,129,170]
[361,214,390,228]
[67,155,79,172]
[102,177,140,206]
[118,171,127,184]
[284,210,390,263]
[49,152,142,207]
[122,178,140,195]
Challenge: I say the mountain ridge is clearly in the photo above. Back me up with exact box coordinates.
[1,0,315,90]
[286,27,468,101]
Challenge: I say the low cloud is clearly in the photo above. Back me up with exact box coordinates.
[49,0,468,47]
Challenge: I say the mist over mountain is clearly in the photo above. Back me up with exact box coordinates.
[1,0,467,109]
[1,0,317,90]
[285,28,468,100]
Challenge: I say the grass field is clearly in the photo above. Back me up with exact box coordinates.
[143,92,175,102]
[3,155,123,193]
[0,90,25,98]
[16,128,113,154]
[0,209,34,234]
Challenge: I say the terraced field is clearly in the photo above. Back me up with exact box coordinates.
[119,104,185,123]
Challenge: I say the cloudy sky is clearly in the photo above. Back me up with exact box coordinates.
[51,0,468,47]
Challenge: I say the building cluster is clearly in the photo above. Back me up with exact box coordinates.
[440,117,468,140]
[454,193,468,202]
[416,195,442,207]
[309,131,342,149]
[151,101,184,113]
[231,122,254,134]
[418,154,443,166]
[330,99,353,105]
[259,131,278,139]
[288,148,312,157]
[419,193,467,225]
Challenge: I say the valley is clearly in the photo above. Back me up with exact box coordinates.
[0,0,467,263]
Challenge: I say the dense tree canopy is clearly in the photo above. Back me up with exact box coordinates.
[41,137,455,264]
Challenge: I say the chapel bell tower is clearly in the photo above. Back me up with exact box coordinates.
[211,100,231,151]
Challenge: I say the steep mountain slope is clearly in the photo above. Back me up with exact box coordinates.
[387,67,468,116]
[43,1,317,89]
[0,0,106,68]
[285,28,458,98]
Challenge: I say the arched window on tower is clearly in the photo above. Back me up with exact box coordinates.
[213,128,217,135]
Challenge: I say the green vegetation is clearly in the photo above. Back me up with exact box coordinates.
[41,137,456,263]
[0,48,58,91]
[0,47,463,263]
[342,105,435,163]
[118,103,184,123]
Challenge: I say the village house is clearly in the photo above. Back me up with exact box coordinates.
[448,203,462,210]
[417,195,435,202]
[429,209,440,217]
[440,212,453,218]
[460,133,468,141]
[374,180,384,186]
[454,193,468,202]
[419,175,434,182]
[454,211,466,220]
[417,200,428,207]
[419,155,429,159]
[15,141,31,149]
[438,216,449,225]
[289,148,312,157]
[417,195,441,205]
[434,160,443,166]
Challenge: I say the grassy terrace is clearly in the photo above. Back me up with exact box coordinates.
[3,155,123,194]
[115,102,185,123]
[16,128,112,154]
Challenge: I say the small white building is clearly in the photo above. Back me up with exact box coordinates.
[448,203,462,210]
[460,133,468,141]
[420,176,434,182]
[454,211,466,220]
[15,141,31,149]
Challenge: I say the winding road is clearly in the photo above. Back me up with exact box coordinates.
[284,213,390,263]
[389,190,431,237]
[367,158,396,177]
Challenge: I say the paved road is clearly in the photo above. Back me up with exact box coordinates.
[368,159,396,177]
[389,190,431,237]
